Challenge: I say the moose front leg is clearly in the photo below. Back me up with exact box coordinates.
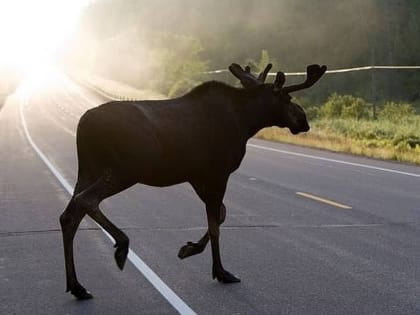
[186,178,239,283]
[178,231,209,259]
[178,204,226,259]
[206,202,240,283]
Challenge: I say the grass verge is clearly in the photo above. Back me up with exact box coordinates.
[257,118,420,165]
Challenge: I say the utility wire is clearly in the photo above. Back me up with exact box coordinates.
[206,65,420,76]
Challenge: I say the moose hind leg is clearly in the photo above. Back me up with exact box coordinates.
[60,197,93,300]
[178,203,226,259]
[88,207,129,270]
[60,171,129,300]
[85,169,136,270]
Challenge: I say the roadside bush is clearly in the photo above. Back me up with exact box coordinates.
[392,131,420,149]
[319,93,370,120]
[378,102,416,122]
[304,106,319,120]
[292,96,319,120]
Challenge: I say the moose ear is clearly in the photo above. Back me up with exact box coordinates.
[273,71,285,91]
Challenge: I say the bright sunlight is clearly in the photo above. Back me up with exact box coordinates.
[0,0,88,72]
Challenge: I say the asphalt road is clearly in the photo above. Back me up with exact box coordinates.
[1,68,420,314]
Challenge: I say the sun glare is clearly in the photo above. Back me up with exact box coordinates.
[0,0,88,73]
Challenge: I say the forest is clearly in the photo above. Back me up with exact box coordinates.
[63,0,420,103]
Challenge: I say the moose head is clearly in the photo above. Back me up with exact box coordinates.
[229,63,327,134]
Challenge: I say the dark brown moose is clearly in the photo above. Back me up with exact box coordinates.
[60,63,327,299]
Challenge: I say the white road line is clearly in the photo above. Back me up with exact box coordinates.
[248,143,420,178]
[19,92,196,315]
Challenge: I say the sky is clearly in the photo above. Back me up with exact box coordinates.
[0,0,89,70]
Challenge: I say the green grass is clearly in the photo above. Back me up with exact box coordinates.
[257,117,420,165]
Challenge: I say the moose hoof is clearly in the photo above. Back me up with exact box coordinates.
[70,285,93,300]
[114,242,129,270]
[178,242,205,259]
[213,268,241,284]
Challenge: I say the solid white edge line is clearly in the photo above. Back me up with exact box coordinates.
[19,92,196,315]
[247,143,420,178]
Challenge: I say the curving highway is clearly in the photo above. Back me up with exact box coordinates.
[1,68,420,314]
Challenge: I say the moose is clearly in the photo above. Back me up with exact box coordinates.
[59,62,327,299]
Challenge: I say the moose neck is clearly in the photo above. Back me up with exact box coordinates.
[235,87,276,140]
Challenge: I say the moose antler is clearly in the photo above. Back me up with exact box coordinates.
[229,63,327,92]
[274,71,286,91]
[228,63,272,88]
[282,64,327,93]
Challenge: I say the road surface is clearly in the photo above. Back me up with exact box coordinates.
[1,68,420,314]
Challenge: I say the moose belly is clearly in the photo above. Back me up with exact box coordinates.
[136,169,189,187]
[130,149,233,187]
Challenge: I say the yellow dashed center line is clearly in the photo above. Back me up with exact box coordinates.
[296,192,352,209]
